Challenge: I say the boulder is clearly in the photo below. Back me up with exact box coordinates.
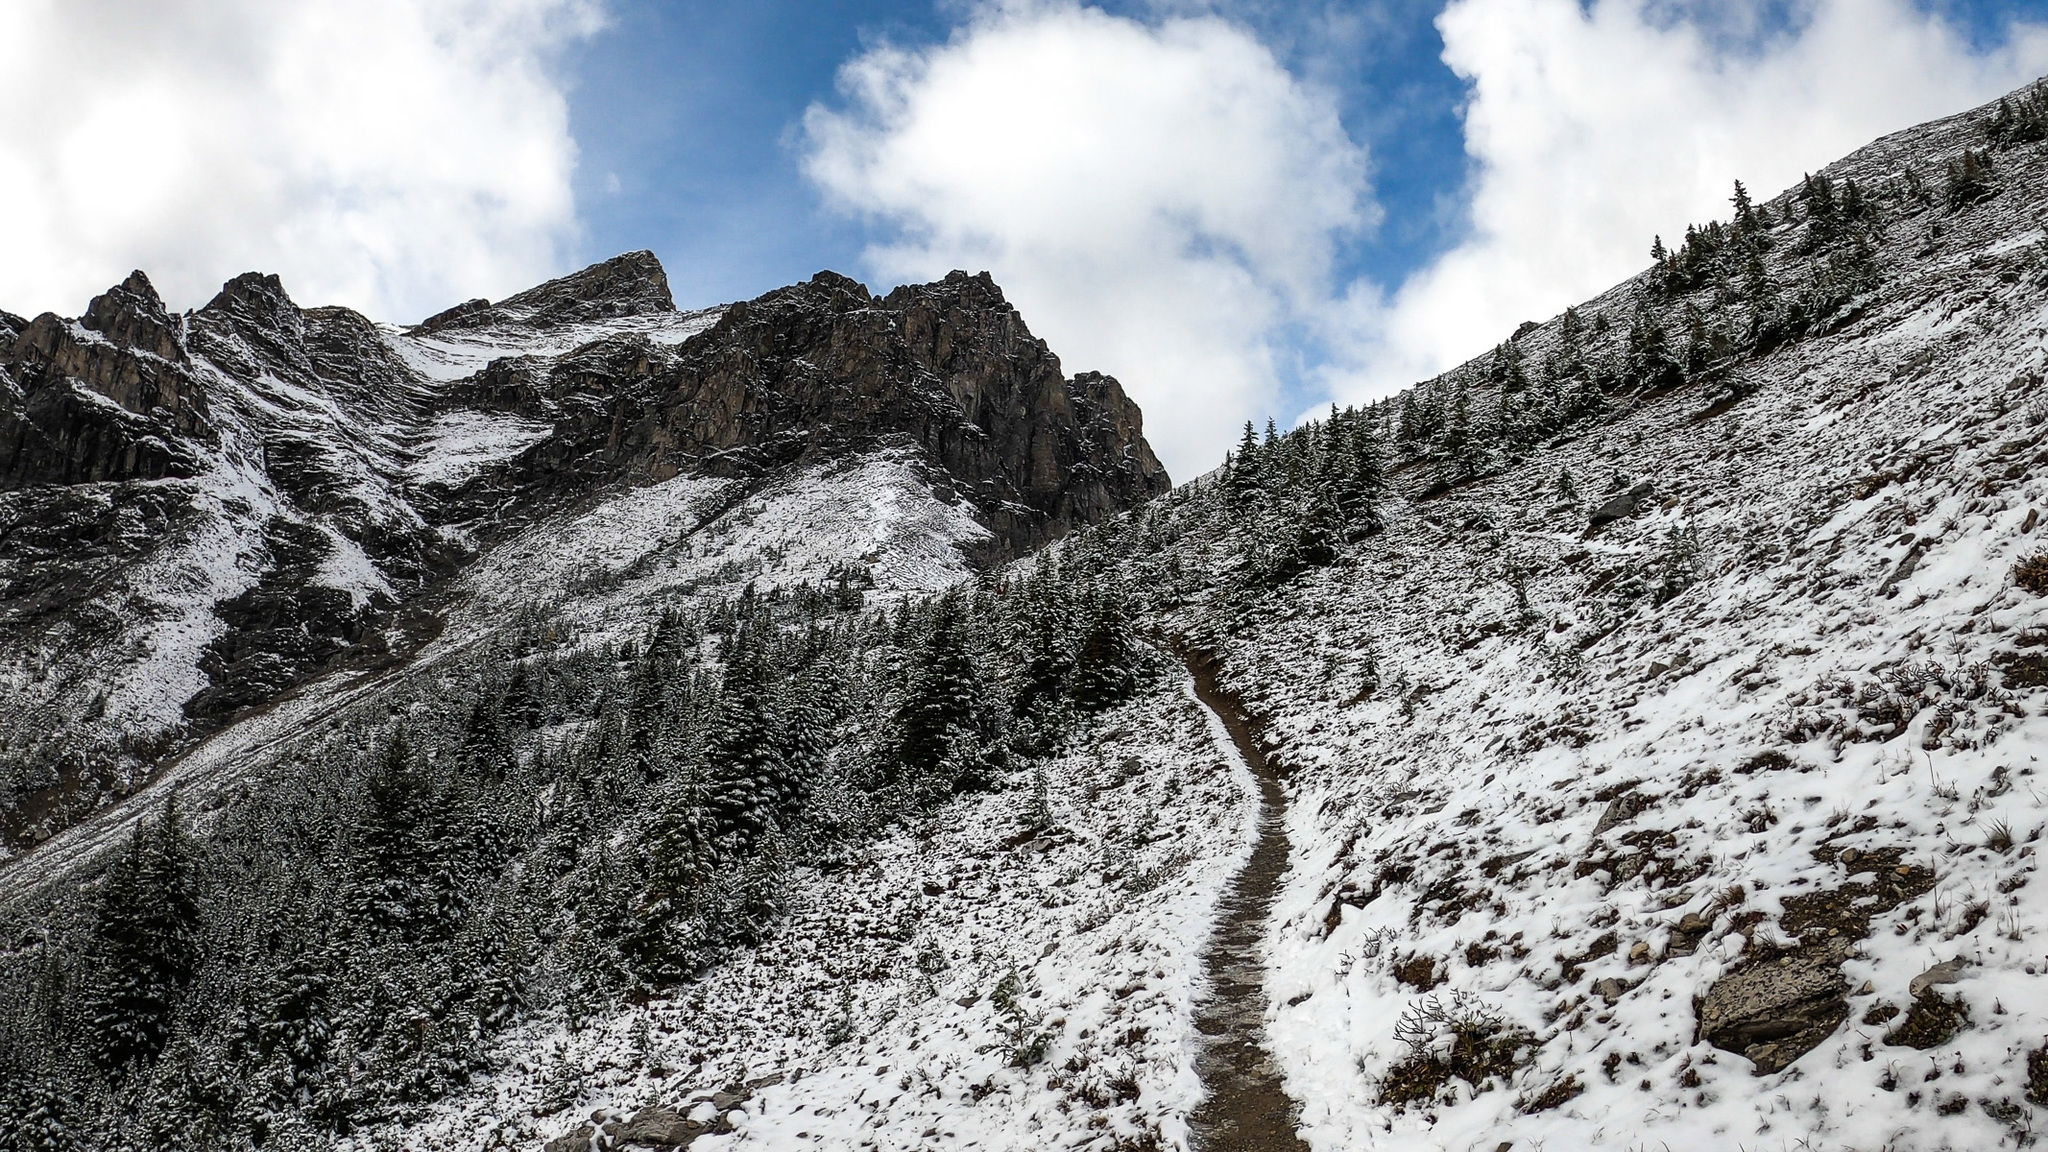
[611,1105,707,1147]
[1587,481,1655,530]
[1697,939,1851,1074]
[542,1123,595,1152]
[1909,957,1965,997]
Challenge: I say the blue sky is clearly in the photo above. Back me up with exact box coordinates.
[564,0,1471,310]
[544,0,2048,475]
[5,0,2046,476]
[563,0,2041,307]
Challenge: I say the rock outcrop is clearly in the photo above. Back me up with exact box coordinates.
[417,249,676,332]
[0,253,1169,853]
[495,269,1167,558]
[0,270,213,488]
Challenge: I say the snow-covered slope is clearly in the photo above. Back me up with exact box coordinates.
[402,677,1256,1152]
[402,84,2048,1152]
[0,254,1164,862]
[1126,82,2048,1150]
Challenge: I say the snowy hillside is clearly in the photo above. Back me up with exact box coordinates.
[436,79,2048,1152]
[1112,79,2048,1150]
[0,252,1163,861]
[5,72,2048,1152]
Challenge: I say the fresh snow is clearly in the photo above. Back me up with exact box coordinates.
[373,674,1259,1152]
[383,308,725,383]
[409,409,556,487]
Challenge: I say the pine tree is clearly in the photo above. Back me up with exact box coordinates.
[1731,179,1759,239]
[889,594,986,793]
[1624,298,1683,393]
[775,668,832,819]
[1944,148,1995,209]
[1224,421,1261,506]
[626,783,719,981]
[1070,586,1139,711]
[1436,376,1485,482]
[346,736,463,938]
[86,799,199,1071]
[701,625,788,849]
[254,923,337,1113]
[0,1062,76,1152]
[459,686,514,782]
[1333,416,1385,536]
[1287,491,1342,574]
[1011,567,1076,722]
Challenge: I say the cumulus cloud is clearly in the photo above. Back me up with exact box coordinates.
[0,0,601,322]
[802,2,1371,479]
[1323,0,2048,405]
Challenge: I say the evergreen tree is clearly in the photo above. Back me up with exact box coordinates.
[1070,586,1140,711]
[458,687,514,782]
[86,799,199,1072]
[345,736,463,939]
[0,1062,76,1152]
[253,922,338,1115]
[1989,83,2048,147]
[1944,148,1995,209]
[775,666,832,819]
[1010,567,1077,722]
[1286,491,1343,574]
[1731,180,1758,237]
[1342,416,1386,535]
[889,594,987,793]
[701,625,789,849]
[1224,421,1262,506]
[1624,298,1683,393]
[1436,376,1486,482]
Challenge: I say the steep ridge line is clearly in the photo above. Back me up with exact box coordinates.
[1183,650,1313,1152]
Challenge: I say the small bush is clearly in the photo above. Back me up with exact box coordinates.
[1391,953,1444,991]
[1518,1073,1584,1113]
[1379,993,1530,1109]
[991,968,1053,1068]
[2015,552,2048,595]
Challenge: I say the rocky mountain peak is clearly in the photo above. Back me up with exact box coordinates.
[198,272,304,341]
[80,270,183,363]
[0,271,216,488]
[520,264,1169,558]
[496,248,675,325]
[418,249,677,333]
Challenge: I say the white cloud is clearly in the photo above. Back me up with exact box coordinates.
[0,0,602,322]
[801,2,1371,479]
[1323,0,2048,405]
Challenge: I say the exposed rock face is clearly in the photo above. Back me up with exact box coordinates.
[1696,939,1852,1074]
[0,270,213,487]
[417,249,676,332]
[1586,480,1653,531]
[498,269,1168,558]
[1698,850,1937,1073]
[0,253,1169,852]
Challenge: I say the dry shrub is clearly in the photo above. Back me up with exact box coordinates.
[2016,551,2048,595]
[1379,994,1530,1110]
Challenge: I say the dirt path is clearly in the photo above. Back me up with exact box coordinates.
[1184,651,1312,1152]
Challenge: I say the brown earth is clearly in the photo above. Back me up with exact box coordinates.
[1184,650,1312,1152]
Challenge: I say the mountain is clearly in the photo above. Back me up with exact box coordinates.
[3,76,2048,1152]
[0,256,1166,857]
